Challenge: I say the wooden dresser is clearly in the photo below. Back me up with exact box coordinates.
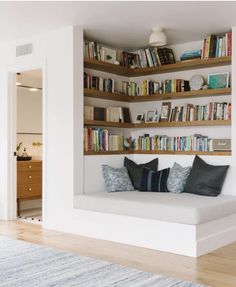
[17,160,42,215]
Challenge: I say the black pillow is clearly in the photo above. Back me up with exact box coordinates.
[124,157,158,190]
[139,167,170,192]
[184,155,229,197]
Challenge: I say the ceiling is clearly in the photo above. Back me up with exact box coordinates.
[0,1,235,50]
[17,69,42,89]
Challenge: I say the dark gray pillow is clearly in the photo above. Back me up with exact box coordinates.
[124,157,158,190]
[184,156,229,197]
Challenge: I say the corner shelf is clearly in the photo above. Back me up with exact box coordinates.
[84,56,231,77]
[84,150,231,156]
[84,120,231,129]
[84,88,231,103]
[84,120,133,128]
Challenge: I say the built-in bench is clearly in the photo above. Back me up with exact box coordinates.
[75,191,236,225]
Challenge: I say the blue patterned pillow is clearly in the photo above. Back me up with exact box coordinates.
[102,165,135,192]
[139,167,170,192]
[167,162,191,193]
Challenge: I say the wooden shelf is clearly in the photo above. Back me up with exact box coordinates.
[84,120,231,128]
[84,88,231,102]
[84,150,231,156]
[133,120,231,128]
[84,120,133,128]
[84,89,132,102]
[84,56,231,77]
[84,58,130,76]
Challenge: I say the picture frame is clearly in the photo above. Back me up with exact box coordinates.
[153,112,160,122]
[102,47,116,64]
[145,110,155,123]
[135,113,145,123]
[160,102,171,122]
[208,72,229,89]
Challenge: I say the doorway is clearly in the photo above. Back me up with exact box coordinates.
[16,69,43,223]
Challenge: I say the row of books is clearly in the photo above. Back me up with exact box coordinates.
[84,72,115,93]
[168,102,231,122]
[131,134,214,152]
[84,106,131,123]
[122,79,190,96]
[84,41,116,62]
[202,32,232,59]
[121,47,176,68]
[84,128,124,152]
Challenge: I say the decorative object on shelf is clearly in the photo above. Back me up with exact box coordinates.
[114,60,120,65]
[149,27,167,46]
[189,75,204,91]
[135,113,145,123]
[145,110,155,122]
[153,112,160,122]
[103,47,116,64]
[160,102,171,122]
[180,49,202,61]
[208,72,229,89]
[16,142,23,156]
[202,84,208,90]
[213,139,231,151]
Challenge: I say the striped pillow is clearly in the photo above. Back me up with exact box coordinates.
[139,167,170,192]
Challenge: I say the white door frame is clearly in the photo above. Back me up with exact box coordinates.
[7,60,47,221]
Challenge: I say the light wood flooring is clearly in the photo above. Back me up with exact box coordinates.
[0,220,235,287]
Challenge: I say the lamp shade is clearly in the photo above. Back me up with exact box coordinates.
[149,27,167,46]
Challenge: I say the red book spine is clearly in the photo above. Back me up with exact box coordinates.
[227,32,232,56]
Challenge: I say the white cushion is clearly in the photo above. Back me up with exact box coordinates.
[74,192,236,225]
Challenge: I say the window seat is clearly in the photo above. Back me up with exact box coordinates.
[74,191,236,225]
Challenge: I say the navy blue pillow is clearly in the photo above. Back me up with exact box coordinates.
[139,167,170,192]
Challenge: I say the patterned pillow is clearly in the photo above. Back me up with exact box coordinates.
[102,165,135,192]
[139,167,170,192]
[167,162,191,193]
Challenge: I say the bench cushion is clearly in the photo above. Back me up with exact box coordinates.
[74,191,236,225]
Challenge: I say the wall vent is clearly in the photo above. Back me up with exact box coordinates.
[16,43,33,57]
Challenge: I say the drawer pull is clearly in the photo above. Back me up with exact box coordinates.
[28,187,32,191]
[28,176,32,179]
[28,165,32,169]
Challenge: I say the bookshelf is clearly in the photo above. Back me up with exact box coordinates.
[84,120,231,128]
[84,150,231,156]
[84,56,231,77]
[84,87,231,103]
[84,46,231,156]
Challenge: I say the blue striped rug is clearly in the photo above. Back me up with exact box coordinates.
[0,236,207,287]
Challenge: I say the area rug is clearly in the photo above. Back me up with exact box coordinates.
[0,236,207,287]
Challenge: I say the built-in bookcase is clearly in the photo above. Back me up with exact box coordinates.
[83,41,232,157]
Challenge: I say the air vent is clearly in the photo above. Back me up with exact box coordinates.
[16,43,33,57]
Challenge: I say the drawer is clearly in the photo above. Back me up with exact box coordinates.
[17,171,42,185]
[17,183,42,199]
[17,161,42,172]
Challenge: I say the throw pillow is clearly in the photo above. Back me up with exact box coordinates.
[124,157,158,190]
[102,165,135,192]
[167,162,191,193]
[139,167,170,192]
[184,155,229,197]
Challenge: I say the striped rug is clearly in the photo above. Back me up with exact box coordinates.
[0,236,207,287]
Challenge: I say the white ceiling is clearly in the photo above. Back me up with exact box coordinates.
[0,1,235,50]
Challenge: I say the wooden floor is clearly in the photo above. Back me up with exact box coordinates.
[0,221,236,287]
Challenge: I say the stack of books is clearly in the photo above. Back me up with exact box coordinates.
[84,106,131,123]
[131,134,213,152]
[84,72,115,93]
[84,128,124,152]
[202,32,232,59]
[84,41,116,62]
[120,47,176,68]
[169,102,231,122]
[122,79,190,96]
